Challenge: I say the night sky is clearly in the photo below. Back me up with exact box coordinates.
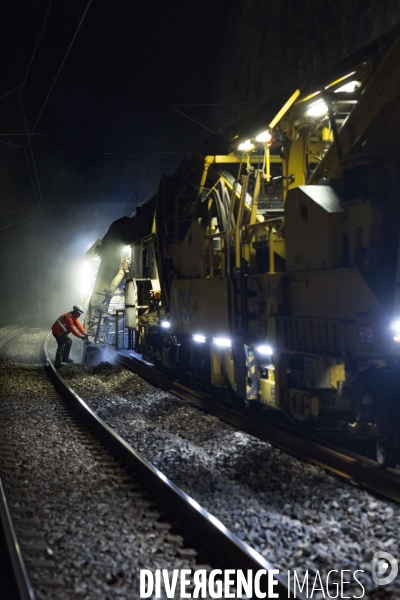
[0,0,230,323]
[1,1,231,205]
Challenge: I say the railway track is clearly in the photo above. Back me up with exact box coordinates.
[0,327,296,599]
[116,351,400,504]
[47,337,400,599]
[0,476,34,600]
[0,327,38,599]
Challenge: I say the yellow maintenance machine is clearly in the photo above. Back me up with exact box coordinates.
[87,27,400,466]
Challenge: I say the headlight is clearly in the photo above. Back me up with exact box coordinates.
[306,99,328,117]
[390,319,400,334]
[256,345,273,355]
[255,130,272,144]
[213,337,231,347]
[238,139,255,152]
[193,334,206,343]
[160,321,170,328]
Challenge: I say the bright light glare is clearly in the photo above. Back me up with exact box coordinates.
[238,139,255,152]
[334,80,360,93]
[256,345,273,355]
[209,514,224,530]
[213,337,231,347]
[390,320,400,333]
[256,130,272,143]
[160,321,170,328]
[306,100,328,117]
[193,334,206,343]
[80,261,92,296]
[188,497,201,510]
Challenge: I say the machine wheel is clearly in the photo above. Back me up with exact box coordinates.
[376,439,397,469]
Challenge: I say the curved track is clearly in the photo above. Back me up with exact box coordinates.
[0,477,35,600]
[0,327,35,600]
[43,333,294,595]
[116,351,400,504]
[0,327,299,599]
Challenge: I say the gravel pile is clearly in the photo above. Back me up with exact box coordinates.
[0,330,208,600]
[58,356,400,599]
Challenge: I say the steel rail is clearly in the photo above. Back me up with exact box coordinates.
[43,333,299,599]
[0,478,36,600]
[116,352,400,504]
[0,326,36,600]
[0,327,29,351]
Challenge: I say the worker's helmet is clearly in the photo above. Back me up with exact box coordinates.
[72,304,84,314]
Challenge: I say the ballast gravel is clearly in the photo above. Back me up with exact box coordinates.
[56,352,400,600]
[0,331,211,600]
[1,327,399,599]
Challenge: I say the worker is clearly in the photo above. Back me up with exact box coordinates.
[51,304,88,368]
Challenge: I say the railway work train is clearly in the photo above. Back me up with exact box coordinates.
[85,27,400,468]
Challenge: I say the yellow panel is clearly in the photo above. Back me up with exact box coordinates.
[311,396,319,418]
[321,127,334,142]
[223,350,236,390]
[242,243,250,262]
[329,364,345,389]
[210,347,227,387]
[259,378,276,406]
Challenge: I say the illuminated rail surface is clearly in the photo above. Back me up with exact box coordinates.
[116,351,400,504]
[0,327,297,599]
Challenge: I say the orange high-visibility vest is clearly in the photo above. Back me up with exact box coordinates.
[51,312,86,339]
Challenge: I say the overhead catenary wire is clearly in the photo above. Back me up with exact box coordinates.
[17,0,53,218]
[20,97,44,216]
[0,140,22,148]
[18,0,92,218]
[0,210,38,214]
[22,0,54,88]
[173,102,263,107]
[0,133,44,136]
[169,105,217,135]
[0,85,22,101]
[104,151,190,155]
[118,180,141,215]
[23,145,43,216]
[130,186,157,217]
[29,0,94,139]
[0,212,41,231]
